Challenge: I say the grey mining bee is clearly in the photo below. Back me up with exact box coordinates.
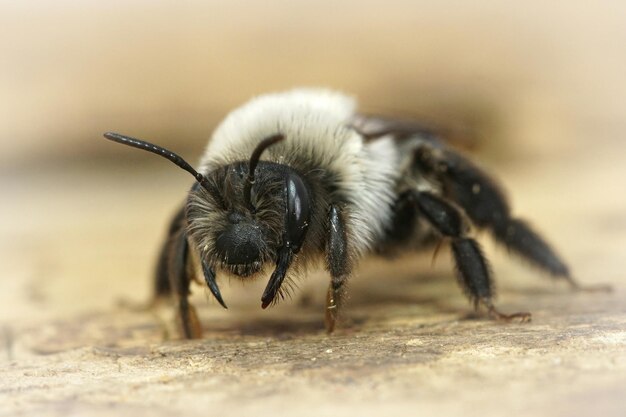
[105,88,604,339]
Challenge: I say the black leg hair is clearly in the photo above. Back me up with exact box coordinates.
[169,228,203,339]
[415,146,607,291]
[325,205,353,332]
[154,206,187,298]
[116,207,187,314]
[411,191,531,322]
[154,236,174,298]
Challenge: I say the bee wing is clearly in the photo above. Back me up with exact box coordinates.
[350,114,476,150]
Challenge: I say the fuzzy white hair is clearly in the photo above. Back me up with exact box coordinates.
[198,88,401,256]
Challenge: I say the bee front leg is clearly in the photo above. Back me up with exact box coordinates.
[119,207,189,315]
[169,229,203,339]
[325,205,353,333]
[153,206,187,300]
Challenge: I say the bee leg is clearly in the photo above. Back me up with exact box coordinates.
[154,238,173,300]
[324,205,353,333]
[154,206,186,300]
[154,206,202,338]
[169,228,203,339]
[415,147,609,292]
[117,207,186,312]
[411,190,531,322]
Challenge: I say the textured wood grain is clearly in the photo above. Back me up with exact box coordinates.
[1,139,625,417]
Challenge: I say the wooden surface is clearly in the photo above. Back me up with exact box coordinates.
[1,142,625,417]
[3,3,626,416]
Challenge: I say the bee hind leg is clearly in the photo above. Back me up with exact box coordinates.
[415,146,610,292]
[409,190,531,322]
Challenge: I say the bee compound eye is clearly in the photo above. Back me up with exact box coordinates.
[285,173,311,253]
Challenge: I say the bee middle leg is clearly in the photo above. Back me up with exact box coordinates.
[409,190,531,322]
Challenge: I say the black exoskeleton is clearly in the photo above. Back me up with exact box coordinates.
[104,89,608,339]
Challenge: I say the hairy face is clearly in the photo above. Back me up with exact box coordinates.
[186,162,287,278]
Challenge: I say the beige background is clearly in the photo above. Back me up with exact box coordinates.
[1,1,625,416]
[2,0,626,166]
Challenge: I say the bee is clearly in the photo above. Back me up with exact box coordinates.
[104,88,602,339]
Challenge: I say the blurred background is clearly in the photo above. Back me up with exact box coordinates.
[2,0,626,166]
[1,0,625,321]
[2,2,626,416]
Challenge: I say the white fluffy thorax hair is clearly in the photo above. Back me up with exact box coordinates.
[198,88,401,256]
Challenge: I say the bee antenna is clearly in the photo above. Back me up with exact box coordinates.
[103,132,211,189]
[243,134,284,208]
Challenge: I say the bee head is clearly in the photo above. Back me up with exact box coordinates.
[188,135,311,279]
[103,131,310,308]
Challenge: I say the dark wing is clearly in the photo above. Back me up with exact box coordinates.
[350,114,476,150]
